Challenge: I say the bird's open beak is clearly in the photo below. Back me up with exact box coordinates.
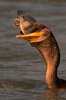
[16,31,43,43]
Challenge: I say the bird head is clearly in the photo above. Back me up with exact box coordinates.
[13,15,45,44]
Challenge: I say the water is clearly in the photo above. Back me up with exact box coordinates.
[0,0,66,99]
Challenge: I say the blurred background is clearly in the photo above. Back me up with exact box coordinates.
[0,0,66,100]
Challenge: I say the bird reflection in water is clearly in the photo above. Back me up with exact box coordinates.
[0,80,60,100]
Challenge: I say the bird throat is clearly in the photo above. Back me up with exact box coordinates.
[32,32,60,89]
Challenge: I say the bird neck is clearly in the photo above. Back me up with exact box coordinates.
[32,36,60,89]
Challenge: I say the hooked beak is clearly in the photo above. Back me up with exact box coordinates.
[13,17,45,43]
[16,31,43,43]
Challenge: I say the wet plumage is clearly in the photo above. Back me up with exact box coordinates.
[13,14,66,90]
